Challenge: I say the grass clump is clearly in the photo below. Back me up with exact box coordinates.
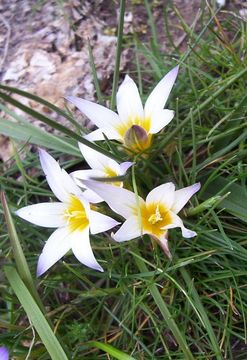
[0,2,247,359]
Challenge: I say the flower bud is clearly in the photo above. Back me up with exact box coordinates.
[124,125,151,152]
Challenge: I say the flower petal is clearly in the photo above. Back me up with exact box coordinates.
[154,233,171,259]
[66,96,121,132]
[61,169,83,198]
[71,226,103,272]
[37,227,72,276]
[172,183,201,214]
[84,128,120,141]
[116,75,144,123]
[112,215,142,242]
[144,66,179,118]
[39,149,69,202]
[149,109,175,134]
[83,189,104,204]
[119,161,134,175]
[71,169,103,183]
[78,142,119,172]
[162,212,197,238]
[16,202,67,228]
[89,210,120,235]
[0,347,8,360]
[146,182,175,209]
[81,180,144,218]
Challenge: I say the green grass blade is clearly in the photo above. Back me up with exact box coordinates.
[4,266,68,360]
[88,341,136,360]
[134,252,195,360]
[110,0,125,110]
[1,192,42,307]
[0,84,77,125]
[0,91,120,160]
[87,39,103,104]
[0,116,80,157]
[152,66,247,157]
[200,176,247,223]
[179,268,222,360]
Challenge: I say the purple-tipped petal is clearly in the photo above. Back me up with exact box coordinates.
[119,161,134,175]
[144,65,179,117]
[0,347,9,360]
[66,96,120,137]
[172,182,201,214]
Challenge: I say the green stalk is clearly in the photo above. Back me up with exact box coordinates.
[110,0,125,110]
[1,192,43,311]
[5,267,68,360]
[152,66,247,158]
[134,251,195,360]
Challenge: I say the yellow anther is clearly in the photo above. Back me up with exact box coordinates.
[148,205,163,225]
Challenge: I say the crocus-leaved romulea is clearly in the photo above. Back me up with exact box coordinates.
[81,180,200,257]
[16,149,119,276]
[66,66,179,153]
[71,142,133,203]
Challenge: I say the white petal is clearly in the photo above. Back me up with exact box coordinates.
[0,347,8,360]
[39,149,69,202]
[84,128,120,141]
[154,233,171,259]
[112,216,142,242]
[89,210,120,235]
[144,66,179,117]
[16,202,67,228]
[66,96,121,132]
[71,226,103,272]
[116,75,144,123]
[37,227,72,276]
[172,183,201,214]
[79,142,119,172]
[81,180,144,218]
[71,170,106,203]
[61,169,83,198]
[83,189,104,204]
[149,109,175,134]
[162,212,197,238]
[119,161,133,175]
[146,182,175,209]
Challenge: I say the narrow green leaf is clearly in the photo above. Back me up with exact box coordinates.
[1,192,42,307]
[152,66,247,157]
[0,117,80,157]
[88,341,136,360]
[134,251,195,360]
[200,176,247,223]
[0,91,120,160]
[4,266,68,360]
[110,0,125,110]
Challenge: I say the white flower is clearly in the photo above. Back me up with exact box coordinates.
[70,142,133,203]
[16,149,119,276]
[66,66,179,152]
[81,179,201,257]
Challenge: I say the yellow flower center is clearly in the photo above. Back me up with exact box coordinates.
[140,203,172,237]
[116,115,152,153]
[103,166,121,187]
[64,195,89,232]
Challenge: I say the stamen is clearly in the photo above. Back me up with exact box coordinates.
[148,205,163,225]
